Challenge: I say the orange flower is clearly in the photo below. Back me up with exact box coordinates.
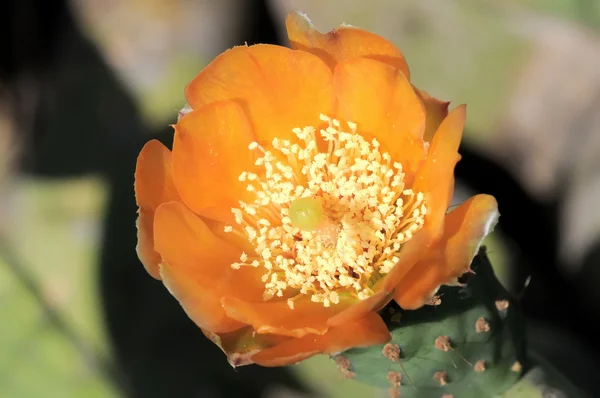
[134,12,499,367]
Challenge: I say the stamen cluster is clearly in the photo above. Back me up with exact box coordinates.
[225,115,426,308]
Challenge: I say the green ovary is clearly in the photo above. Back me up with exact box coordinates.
[288,197,324,232]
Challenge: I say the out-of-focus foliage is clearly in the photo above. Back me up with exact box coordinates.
[0,180,117,398]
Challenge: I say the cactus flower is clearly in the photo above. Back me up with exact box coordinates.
[134,12,499,367]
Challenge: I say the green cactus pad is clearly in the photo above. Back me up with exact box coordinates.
[337,247,527,398]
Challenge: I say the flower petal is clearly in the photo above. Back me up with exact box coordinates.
[134,140,181,279]
[221,296,348,338]
[394,194,499,309]
[285,11,410,78]
[172,101,256,223]
[135,139,180,210]
[160,261,244,333]
[382,108,466,306]
[202,327,290,367]
[333,57,426,181]
[442,194,499,275]
[136,209,163,279]
[251,312,391,367]
[154,201,237,278]
[326,290,391,328]
[154,201,264,332]
[184,44,334,146]
[412,105,466,240]
[415,88,450,142]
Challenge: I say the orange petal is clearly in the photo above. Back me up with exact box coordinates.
[160,261,244,333]
[202,326,290,367]
[441,194,499,276]
[136,209,163,279]
[381,227,435,292]
[172,101,256,223]
[329,106,454,302]
[412,105,466,241]
[285,11,410,78]
[134,140,181,279]
[333,57,426,181]
[202,217,256,256]
[184,44,334,146]
[382,107,466,302]
[154,201,238,278]
[221,296,348,338]
[326,290,391,328]
[154,201,263,295]
[134,139,179,210]
[252,312,391,367]
[394,194,499,309]
[415,88,450,142]
[154,201,264,332]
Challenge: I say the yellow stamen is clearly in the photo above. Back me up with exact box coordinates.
[225,114,426,308]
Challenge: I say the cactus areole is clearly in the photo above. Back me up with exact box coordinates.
[338,249,528,398]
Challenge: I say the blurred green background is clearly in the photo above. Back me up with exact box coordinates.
[2,0,600,397]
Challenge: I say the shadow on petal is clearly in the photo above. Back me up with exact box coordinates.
[136,209,163,279]
[135,139,180,210]
[134,139,181,279]
[160,262,245,333]
[251,312,391,367]
[285,11,410,78]
[394,194,499,309]
[153,201,264,332]
[415,88,450,143]
[412,105,466,240]
[202,327,291,368]
[326,290,391,328]
[222,296,349,338]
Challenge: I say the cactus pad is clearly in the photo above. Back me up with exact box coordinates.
[336,247,527,398]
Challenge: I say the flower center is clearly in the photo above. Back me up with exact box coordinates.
[225,114,426,309]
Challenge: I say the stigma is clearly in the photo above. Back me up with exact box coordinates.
[225,114,426,309]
